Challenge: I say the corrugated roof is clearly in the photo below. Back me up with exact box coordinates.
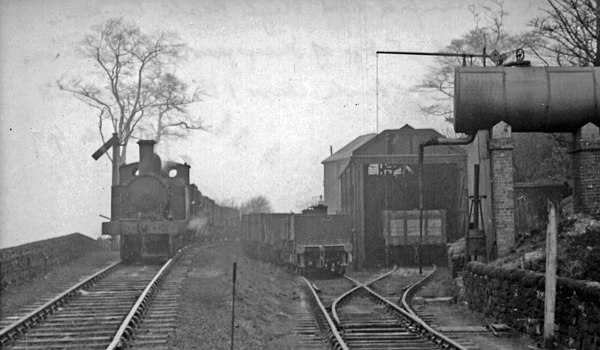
[322,133,377,163]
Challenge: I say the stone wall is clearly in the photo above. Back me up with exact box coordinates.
[0,233,99,291]
[464,261,600,349]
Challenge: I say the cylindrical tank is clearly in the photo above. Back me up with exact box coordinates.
[454,66,600,133]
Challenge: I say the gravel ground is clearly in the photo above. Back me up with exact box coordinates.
[415,267,538,350]
[168,244,310,350]
[1,250,120,317]
[370,267,430,298]
[2,246,538,350]
[414,267,455,298]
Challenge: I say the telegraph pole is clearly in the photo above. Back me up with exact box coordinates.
[230,262,237,350]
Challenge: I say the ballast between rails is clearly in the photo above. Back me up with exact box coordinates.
[1,244,194,349]
[300,277,348,350]
[401,265,437,316]
[343,274,468,350]
[107,244,190,349]
[331,267,398,325]
[0,261,121,347]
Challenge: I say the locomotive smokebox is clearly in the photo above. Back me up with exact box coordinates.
[453,66,600,134]
[137,140,161,176]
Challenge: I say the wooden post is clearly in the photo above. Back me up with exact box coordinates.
[230,262,237,350]
[418,144,424,275]
[543,200,557,349]
[112,133,120,186]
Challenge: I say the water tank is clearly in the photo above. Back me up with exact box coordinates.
[454,66,600,133]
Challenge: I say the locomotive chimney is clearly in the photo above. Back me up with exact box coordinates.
[138,140,157,175]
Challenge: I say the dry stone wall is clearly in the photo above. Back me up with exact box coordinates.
[0,233,99,291]
[465,261,600,350]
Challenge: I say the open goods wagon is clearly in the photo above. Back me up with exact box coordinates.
[242,210,352,274]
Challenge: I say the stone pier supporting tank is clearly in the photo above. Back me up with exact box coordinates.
[489,122,515,258]
[571,123,600,216]
[454,66,600,256]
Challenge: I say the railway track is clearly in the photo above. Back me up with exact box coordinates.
[291,301,329,349]
[302,268,472,350]
[0,245,197,350]
[400,270,491,348]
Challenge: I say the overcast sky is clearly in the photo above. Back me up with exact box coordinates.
[0,0,545,248]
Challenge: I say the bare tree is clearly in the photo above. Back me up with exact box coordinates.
[416,1,571,183]
[240,195,273,215]
[58,18,203,163]
[416,0,525,124]
[217,198,239,209]
[513,133,571,182]
[527,0,599,66]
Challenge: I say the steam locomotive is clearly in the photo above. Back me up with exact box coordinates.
[101,140,240,263]
[242,205,352,275]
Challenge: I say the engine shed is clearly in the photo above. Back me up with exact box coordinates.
[339,125,468,266]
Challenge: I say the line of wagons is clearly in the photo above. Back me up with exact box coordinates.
[241,205,353,275]
[100,139,351,274]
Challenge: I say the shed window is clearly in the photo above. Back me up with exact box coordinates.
[407,219,420,237]
[428,218,442,237]
[390,219,403,237]
[368,164,379,175]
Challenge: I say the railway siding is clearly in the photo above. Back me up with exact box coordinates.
[465,261,600,349]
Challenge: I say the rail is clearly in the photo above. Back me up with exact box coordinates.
[400,265,437,315]
[0,261,121,347]
[106,245,189,349]
[300,277,348,350]
[345,275,468,350]
[332,267,397,324]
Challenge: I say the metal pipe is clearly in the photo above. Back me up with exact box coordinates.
[472,164,480,230]
[418,134,475,274]
[376,50,487,58]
